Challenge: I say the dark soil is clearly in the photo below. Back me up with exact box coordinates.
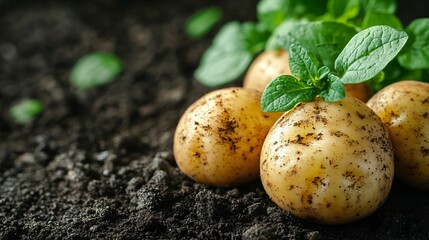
[1,1,428,239]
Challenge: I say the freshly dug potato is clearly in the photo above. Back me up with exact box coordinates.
[260,96,394,225]
[367,81,429,190]
[174,87,281,187]
[243,50,291,92]
[243,49,372,102]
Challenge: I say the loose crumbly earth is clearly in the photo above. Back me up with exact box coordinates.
[0,0,429,239]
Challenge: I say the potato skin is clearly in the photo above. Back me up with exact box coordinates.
[367,81,429,190]
[243,50,372,102]
[344,83,372,102]
[260,97,394,225]
[243,50,291,93]
[174,87,281,187]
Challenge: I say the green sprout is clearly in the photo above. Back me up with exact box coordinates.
[185,6,223,39]
[70,52,123,90]
[9,99,43,124]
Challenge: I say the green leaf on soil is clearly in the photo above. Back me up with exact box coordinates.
[70,52,123,90]
[185,6,223,39]
[9,99,43,124]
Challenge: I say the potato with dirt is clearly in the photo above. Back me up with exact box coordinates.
[243,50,372,102]
[173,87,281,187]
[260,96,394,225]
[367,80,429,190]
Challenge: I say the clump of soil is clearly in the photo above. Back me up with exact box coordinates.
[0,0,428,239]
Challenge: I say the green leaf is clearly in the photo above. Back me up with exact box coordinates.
[320,74,345,102]
[398,18,429,70]
[278,21,357,69]
[9,99,43,124]
[257,0,327,31]
[261,75,320,112]
[288,0,329,19]
[335,25,408,84]
[212,22,246,51]
[265,19,307,50]
[241,22,271,55]
[362,11,402,29]
[328,0,360,21]
[185,6,223,39]
[195,48,252,87]
[257,0,288,31]
[70,52,122,90]
[195,22,254,87]
[363,0,396,14]
[318,66,330,79]
[288,44,319,80]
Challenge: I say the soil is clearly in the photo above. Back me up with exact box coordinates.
[0,1,428,239]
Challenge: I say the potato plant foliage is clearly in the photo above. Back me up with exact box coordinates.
[177,0,429,225]
[192,0,429,89]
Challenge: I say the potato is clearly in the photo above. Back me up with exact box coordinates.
[260,97,394,225]
[344,83,372,102]
[367,81,429,190]
[243,50,291,92]
[243,49,372,102]
[173,87,281,187]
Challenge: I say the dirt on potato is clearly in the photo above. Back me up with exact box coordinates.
[1,0,429,239]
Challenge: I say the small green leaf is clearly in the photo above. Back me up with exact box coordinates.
[318,66,330,79]
[185,6,223,39]
[9,99,43,124]
[335,25,408,84]
[70,52,122,90]
[362,11,402,29]
[261,75,320,112]
[320,74,345,102]
[195,48,252,87]
[278,21,357,69]
[398,18,429,70]
[289,44,319,80]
